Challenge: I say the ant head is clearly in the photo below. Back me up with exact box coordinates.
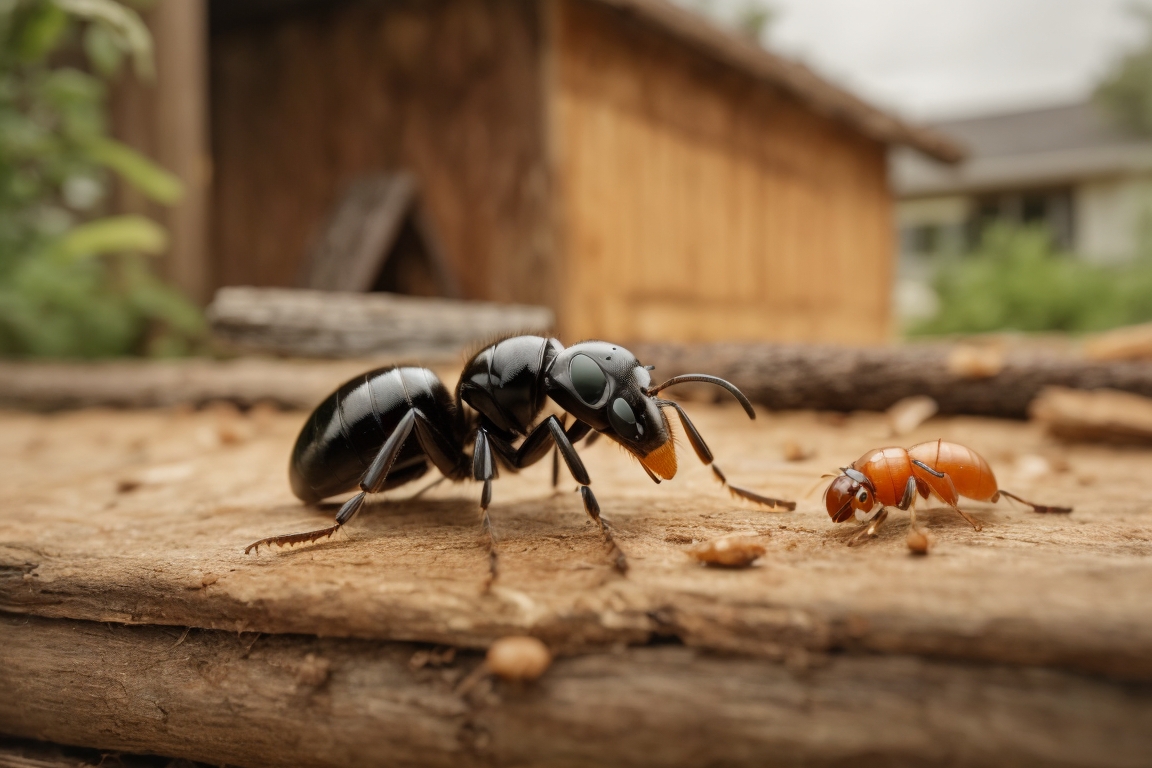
[824,469,876,522]
[545,341,676,479]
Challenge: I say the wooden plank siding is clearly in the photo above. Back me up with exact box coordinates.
[208,0,555,307]
[550,0,895,343]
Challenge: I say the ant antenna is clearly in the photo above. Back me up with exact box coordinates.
[804,472,839,499]
[645,375,755,419]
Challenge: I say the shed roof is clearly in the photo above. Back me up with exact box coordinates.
[208,0,962,163]
[588,0,962,163]
[892,101,1152,198]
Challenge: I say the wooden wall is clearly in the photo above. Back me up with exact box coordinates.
[550,0,895,344]
[113,0,212,304]
[209,0,555,306]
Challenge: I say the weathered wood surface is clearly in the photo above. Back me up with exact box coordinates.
[1,404,1150,685]
[207,288,554,358]
[3,613,1149,768]
[634,341,1152,418]
[1031,387,1152,445]
[8,343,1152,417]
[0,358,404,411]
[556,0,896,344]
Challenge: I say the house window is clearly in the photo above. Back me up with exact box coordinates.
[970,189,1074,250]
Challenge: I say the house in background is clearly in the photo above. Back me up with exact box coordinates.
[116,0,959,345]
[893,101,1152,264]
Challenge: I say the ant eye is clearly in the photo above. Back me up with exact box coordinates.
[570,354,607,405]
[856,489,869,504]
[608,397,644,440]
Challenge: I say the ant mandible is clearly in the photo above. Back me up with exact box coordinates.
[824,439,1072,546]
[245,335,794,577]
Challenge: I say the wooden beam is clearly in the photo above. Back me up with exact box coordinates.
[150,0,211,304]
[2,614,1149,768]
[111,0,212,304]
[1,406,1150,685]
[206,287,555,358]
[633,342,1152,419]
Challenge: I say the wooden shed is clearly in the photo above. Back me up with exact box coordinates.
[119,0,959,345]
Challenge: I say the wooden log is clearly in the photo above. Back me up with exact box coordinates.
[0,358,401,411]
[2,613,1150,768]
[7,342,1152,417]
[1084,322,1152,362]
[206,287,554,359]
[1,406,1150,685]
[1031,387,1152,445]
[634,341,1152,418]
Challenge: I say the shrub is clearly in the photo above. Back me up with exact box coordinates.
[909,224,1152,336]
[0,0,204,357]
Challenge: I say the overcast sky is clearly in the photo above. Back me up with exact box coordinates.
[683,0,1147,121]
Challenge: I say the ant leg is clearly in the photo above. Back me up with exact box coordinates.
[579,486,628,573]
[894,475,926,536]
[998,490,1072,515]
[848,508,889,546]
[953,507,984,532]
[910,459,983,531]
[474,429,500,587]
[246,409,467,554]
[658,399,795,510]
[491,417,627,572]
[408,475,447,499]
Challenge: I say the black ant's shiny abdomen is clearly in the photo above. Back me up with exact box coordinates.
[289,366,462,503]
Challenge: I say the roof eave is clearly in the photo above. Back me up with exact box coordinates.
[589,0,965,164]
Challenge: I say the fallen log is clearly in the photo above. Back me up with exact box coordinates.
[2,613,1150,768]
[634,342,1152,418]
[1030,386,1152,444]
[0,357,390,411]
[207,287,554,358]
[5,342,1152,418]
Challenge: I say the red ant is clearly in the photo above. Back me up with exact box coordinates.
[824,439,1071,546]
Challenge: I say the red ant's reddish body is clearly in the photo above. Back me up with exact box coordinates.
[825,439,1071,546]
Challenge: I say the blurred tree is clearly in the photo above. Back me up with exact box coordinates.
[910,224,1152,336]
[681,0,776,46]
[1095,3,1152,134]
[734,1,775,44]
[0,0,204,358]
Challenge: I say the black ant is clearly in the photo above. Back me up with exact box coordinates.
[245,335,794,577]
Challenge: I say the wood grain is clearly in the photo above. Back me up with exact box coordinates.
[209,0,555,309]
[553,0,895,344]
[206,287,554,358]
[2,613,1149,768]
[634,342,1152,418]
[1,404,1150,684]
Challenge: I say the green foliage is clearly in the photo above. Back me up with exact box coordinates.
[0,0,203,358]
[1096,4,1152,134]
[909,225,1152,337]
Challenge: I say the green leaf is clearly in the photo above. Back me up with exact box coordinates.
[12,2,69,62]
[83,21,123,78]
[52,0,154,80]
[85,136,183,204]
[55,214,168,258]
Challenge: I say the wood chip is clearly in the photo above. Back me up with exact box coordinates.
[486,637,552,682]
[1083,322,1152,361]
[906,528,931,556]
[687,536,766,568]
[1030,386,1152,444]
[782,441,814,461]
[886,395,938,436]
[947,344,1004,379]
